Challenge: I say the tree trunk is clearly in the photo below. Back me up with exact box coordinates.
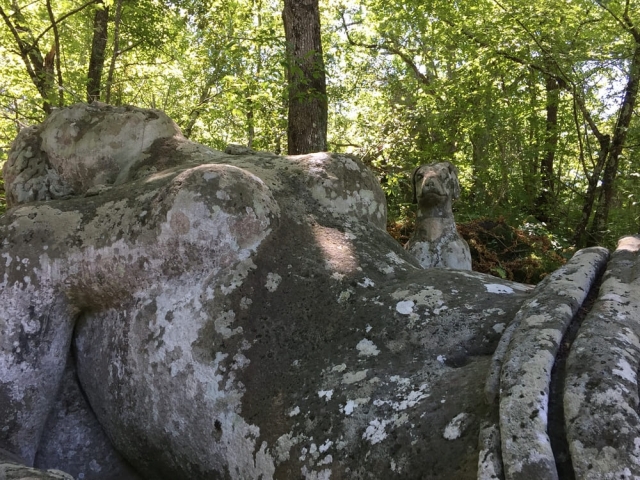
[45,0,64,107]
[0,4,52,113]
[105,0,123,104]
[572,134,609,247]
[183,77,217,139]
[87,1,109,102]
[534,73,560,223]
[587,40,640,245]
[282,0,327,154]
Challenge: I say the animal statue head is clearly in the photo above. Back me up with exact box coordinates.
[411,162,461,206]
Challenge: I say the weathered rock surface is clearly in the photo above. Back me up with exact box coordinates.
[34,354,142,480]
[564,236,640,480]
[492,247,609,479]
[1,448,73,480]
[0,103,638,480]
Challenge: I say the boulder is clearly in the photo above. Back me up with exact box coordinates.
[0,103,635,480]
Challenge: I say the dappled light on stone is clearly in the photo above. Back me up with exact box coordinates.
[617,235,640,253]
[311,224,359,275]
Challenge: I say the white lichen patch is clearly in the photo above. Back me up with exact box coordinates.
[216,190,231,201]
[274,432,303,463]
[330,272,345,281]
[358,277,375,288]
[289,406,301,417]
[613,358,637,384]
[337,289,354,303]
[214,310,242,339]
[232,352,250,370]
[493,323,506,333]
[373,384,430,411]
[356,339,380,357]
[340,156,360,171]
[377,263,395,275]
[485,284,514,294]
[332,363,347,373]
[389,376,411,387]
[220,258,257,295]
[319,439,333,453]
[341,397,369,415]
[396,300,415,315]
[239,297,253,310]
[523,314,553,327]
[318,390,334,401]
[385,252,405,265]
[443,413,471,440]
[406,288,444,309]
[601,293,630,304]
[342,370,368,384]
[391,289,410,300]
[342,400,357,415]
[265,272,282,292]
[301,466,332,480]
[618,328,640,348]
[362,419,389,445]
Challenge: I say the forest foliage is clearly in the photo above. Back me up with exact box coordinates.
[1,0,639,254]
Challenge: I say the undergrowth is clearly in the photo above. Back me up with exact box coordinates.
[388,216,568,284]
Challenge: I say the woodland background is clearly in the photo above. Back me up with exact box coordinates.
[1,0,639,280]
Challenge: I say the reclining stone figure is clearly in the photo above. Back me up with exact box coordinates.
[0,103,637,480]
[405,162,472,270]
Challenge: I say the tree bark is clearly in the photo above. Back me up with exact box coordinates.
[587,40,640,244]
[87,1,109,102]
[534,73,560,223]
[105,0,123,104]
[183,78,217,139]
[282,0,327,154]
[45,0,64,107]
[0,4,51,113]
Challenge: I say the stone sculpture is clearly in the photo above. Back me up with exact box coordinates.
[1,103,638,480]
[405,162,472,270]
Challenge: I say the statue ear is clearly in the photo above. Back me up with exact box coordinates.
[411,166,421,204]
[447,163,461,200]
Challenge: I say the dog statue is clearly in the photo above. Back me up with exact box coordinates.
[405,162,472,270]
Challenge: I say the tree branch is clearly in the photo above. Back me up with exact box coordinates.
[339,11,432,86]
[46,0,64,107]
[0,5,39,87]
[33,0,100,47]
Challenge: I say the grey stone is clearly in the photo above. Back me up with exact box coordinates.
[0,104,532,479]
[2,103,638,480]
[34,355,142,480]
[564,236,640,480]
[224,143,255,155]
[1,448,73,480]
[405,162,472,270]
[496,247,608,479]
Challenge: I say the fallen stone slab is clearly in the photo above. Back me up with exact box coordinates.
[479,247,608,480]
[564,235,640,480]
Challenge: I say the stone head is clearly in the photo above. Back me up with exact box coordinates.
[411,162,461,206]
